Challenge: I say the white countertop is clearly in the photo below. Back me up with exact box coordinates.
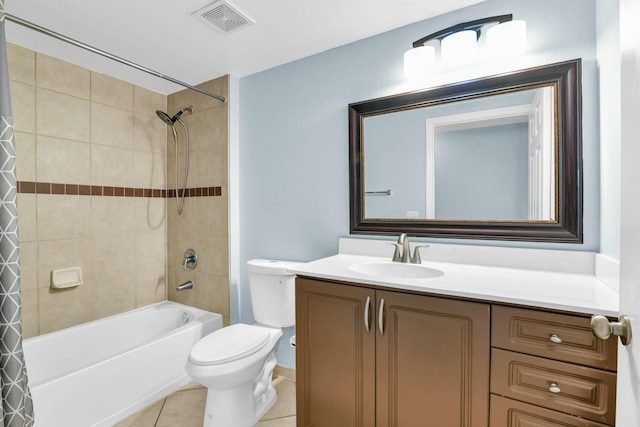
[289,239,620,317]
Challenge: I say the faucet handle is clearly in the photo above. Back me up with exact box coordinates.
[387,242,403,262]
[182,249,198,270]
[411,245,430,264]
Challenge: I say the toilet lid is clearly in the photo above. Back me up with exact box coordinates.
[189,324,271,366]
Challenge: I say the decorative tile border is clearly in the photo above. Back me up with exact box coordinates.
[17,181,222,197]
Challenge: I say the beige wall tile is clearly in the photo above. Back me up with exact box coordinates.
[135,233,166,268]
[19,241,38,291]
[195,75,228,112]
[15,43,226,339]
[17,194,37,242]
[195,233,229,276]
[168,89,196,119]
[91,72,133,110]
[91,103,134,149]
[133,198,166,234]
[93,273,137,319]
[134,148,166,189]
[91,196,135,237]
[37,238,93,289]
[90,144,134,187]
[11,81,35,133]
[134,113,167,153]
[92,236,136,279]
[36,136,90,184]
[36,53,90,99]
[7,43,35,85]
[193,149,224,188]
[20,289,39,339]
[134,87,166,117]
[194,272,229,316]
[36,194,91,240]
[136,265,167,307]
[14,132,36,182]
[37,89,90,141]
[39,284,93,334]
[193,107,228,153]
[195,197,228,237]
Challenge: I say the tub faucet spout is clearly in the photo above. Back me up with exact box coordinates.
[176,280,194,292]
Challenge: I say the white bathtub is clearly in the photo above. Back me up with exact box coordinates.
[23,301,222,427]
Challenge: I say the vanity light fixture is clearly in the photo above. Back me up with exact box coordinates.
[404,14,527,79]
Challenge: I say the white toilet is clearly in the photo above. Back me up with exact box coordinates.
[186,259,300,427]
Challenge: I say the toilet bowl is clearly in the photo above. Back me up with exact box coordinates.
[185,259,300,427]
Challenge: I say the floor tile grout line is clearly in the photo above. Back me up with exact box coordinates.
[153,397,168,427]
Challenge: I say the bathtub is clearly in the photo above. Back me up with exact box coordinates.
[23,301,222,427]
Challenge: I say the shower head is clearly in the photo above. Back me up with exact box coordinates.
[156,106,193,125]
[156,110,175,125]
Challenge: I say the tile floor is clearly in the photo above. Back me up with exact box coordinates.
[114,372,296,427]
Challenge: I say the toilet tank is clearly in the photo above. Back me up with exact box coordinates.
[247,259,301,328]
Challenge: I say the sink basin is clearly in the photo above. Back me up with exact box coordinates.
[349,261,444,280]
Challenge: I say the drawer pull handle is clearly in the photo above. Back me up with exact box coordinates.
[549,383,562,394]
[549,334,562,344]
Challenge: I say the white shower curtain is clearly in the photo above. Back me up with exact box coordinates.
[0,2,35,426]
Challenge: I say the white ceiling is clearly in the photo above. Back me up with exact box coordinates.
[4,0,484,95]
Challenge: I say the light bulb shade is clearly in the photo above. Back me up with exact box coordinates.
[486,20,527,54]
[441,30,478,65]
[403,45,436,79]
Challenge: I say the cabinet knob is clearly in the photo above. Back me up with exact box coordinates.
[549,383,562,394]
[591,314,632,346]
[549,334,562,344]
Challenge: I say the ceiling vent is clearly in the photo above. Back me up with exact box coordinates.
[192,0,255,35]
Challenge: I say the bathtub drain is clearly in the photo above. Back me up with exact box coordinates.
[182,312,191,323]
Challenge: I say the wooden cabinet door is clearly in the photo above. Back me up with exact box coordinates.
[295,278,375,427]
[376,290,490,427]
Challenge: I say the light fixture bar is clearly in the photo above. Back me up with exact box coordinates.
[411,14,513,48]
[3,12,227,103]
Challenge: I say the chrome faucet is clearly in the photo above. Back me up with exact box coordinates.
[391,233,429,264]
[176,280,194,292]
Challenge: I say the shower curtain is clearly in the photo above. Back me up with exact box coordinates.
[0,2,35,426]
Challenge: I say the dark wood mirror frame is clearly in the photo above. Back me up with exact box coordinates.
[349,59,582,243]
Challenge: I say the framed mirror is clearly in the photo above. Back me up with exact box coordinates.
[349,59,582,242]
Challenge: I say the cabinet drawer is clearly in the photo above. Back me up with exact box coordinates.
[490,395,611,427]
[490,349,616,425]
[492,306,617,370]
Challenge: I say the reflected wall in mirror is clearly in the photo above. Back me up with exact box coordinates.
[349,59,582,242]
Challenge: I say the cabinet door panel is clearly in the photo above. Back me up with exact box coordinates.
[376,291,490,427]
[295,278,375,427]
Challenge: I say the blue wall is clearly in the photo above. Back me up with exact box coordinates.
[237,0,599,367]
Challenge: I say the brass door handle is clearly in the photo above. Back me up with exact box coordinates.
[591,314,632,345]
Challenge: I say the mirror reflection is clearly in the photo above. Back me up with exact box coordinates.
[363,86,555,221]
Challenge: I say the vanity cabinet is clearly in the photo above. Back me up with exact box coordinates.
[295,277,490,427]
[295,278,619,427]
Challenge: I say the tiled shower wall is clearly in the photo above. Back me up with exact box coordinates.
[9,42,231,337]
[166,78,231,325]
[8,43,169,337]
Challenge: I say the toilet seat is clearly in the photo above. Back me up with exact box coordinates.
[189,324,271,366]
